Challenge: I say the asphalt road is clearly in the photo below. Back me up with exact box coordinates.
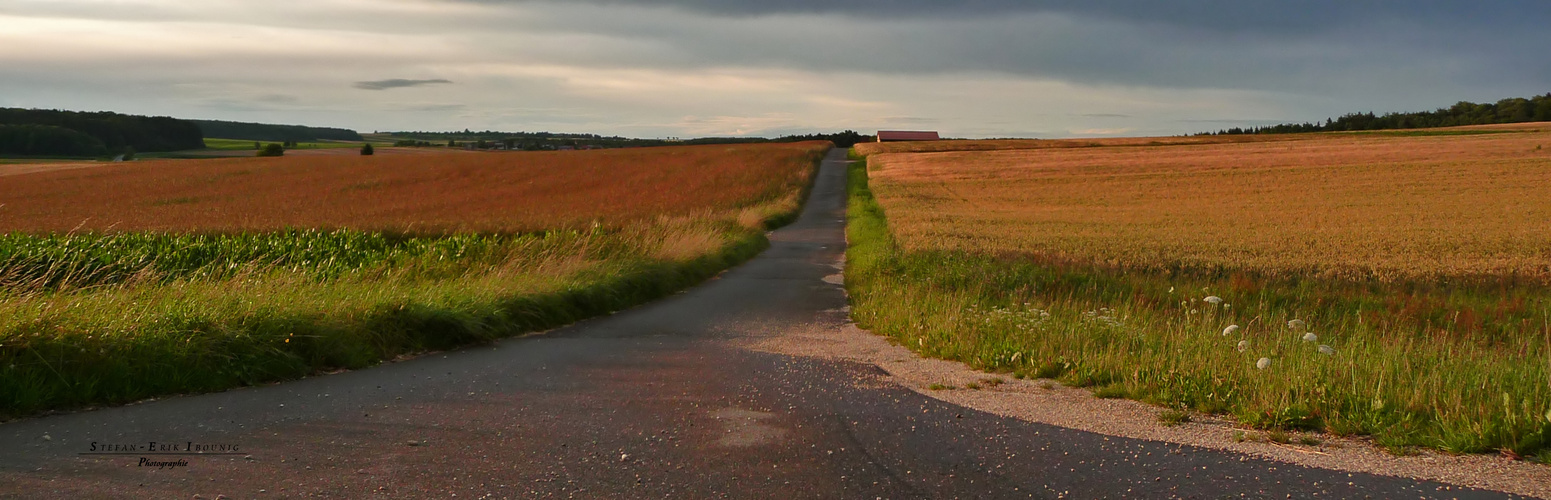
[0,149,1520,499]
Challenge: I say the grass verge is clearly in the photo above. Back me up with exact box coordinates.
[844,151,1551,460]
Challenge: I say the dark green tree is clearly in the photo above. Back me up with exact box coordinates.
[256,143,285,157]
[361,143,374,156]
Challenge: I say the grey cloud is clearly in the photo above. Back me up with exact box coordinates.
[462,2,1550,102]
[464,1,1551,35]
[403,103,468,112]
[353,79,453,90]
[7,0,1549,139]
[880,117,939,124]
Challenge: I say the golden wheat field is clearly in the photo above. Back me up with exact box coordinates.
[0,142,829,234]
[866,125,1551,282]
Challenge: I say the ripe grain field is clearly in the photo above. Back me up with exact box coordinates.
[847,126,1551,461]
[2,143,824,233]
[0,142,830,418]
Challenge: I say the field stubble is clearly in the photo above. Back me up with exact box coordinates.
[848,129,1551,460]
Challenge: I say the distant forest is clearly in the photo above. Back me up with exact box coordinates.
[192,120,362,142]
[386,129,874,150]
[0,108,204,156]
[1210,93,1551,135]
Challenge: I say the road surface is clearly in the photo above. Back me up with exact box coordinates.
[0,149,1516,499]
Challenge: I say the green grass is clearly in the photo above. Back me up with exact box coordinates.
[202,138,363,151]
[0,225,767,418]
[844,150,1551,459]
[0,230,541,293]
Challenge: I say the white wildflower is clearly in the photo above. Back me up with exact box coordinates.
[1287,319,1306,331]
[1302,332,1318,343]
[1222,325,1240,336]
[1236,340,1249,352]
[1256,357,1272,370]
[1317,345,1336,356]
[1204,296,1224,305]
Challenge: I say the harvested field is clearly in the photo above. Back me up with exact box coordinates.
[854,134,1306,156]
[868,128,1551,282]
[853,122,1551,156]
[0,142,828,233]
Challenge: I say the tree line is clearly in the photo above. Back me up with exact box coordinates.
[191,119,362,143]
[0,108,204,156]
[1209,94,1551,135]
[0,124,112,156]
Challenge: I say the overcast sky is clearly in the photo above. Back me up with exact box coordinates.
[2,0,1547,138]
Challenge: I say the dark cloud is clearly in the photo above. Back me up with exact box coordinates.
[352,79,453,90]
[465,1,1551,34]
[443,1,1549,102]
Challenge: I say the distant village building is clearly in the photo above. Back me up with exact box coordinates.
[876,130,940,142]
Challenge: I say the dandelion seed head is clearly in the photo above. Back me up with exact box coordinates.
[1317,345,1336,356]
[1303,332,1318,343]
[1222,325,1240,336]
[1236,340,1249,352]
[1256,357,1271,370]
[1204,296,1224,305]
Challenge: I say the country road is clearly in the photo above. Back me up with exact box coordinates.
[0,149,1519,499]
